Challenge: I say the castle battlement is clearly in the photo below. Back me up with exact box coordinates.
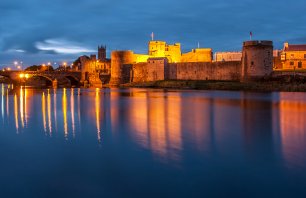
[243,40,273,47]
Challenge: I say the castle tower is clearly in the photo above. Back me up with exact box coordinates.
[98,45,107,61]
[109,51,135,86]
[148,41,166,57]
[241,40,273,81]
[148,41,182,63]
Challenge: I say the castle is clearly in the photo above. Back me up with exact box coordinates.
[79,45,111,87]
[279,42,306,70]
[80,39,275,87]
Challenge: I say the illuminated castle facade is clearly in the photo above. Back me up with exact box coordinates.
[109,40,273,85]
[280,42,306,70]
[80,45,111,87]
[80,39,275,87]
[130,40,213,64]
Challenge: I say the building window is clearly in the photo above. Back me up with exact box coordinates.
[291,54,294,58]
[251,61,254,66]
[304,54,306,59]
[298,62,302,68]
[290,61,294,66]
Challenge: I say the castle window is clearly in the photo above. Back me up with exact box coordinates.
[298,62,302,68]
[290,61,294,66]
[251,61,254,66]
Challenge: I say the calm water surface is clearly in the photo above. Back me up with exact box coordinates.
[0,84,306,198]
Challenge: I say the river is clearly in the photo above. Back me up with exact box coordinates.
[0,84,306,198]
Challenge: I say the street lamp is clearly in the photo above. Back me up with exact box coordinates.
[14,61,23,70]
[47,62,51,72]
[42,63,46,72]
[63,62,67,71]
[19,73,29,87]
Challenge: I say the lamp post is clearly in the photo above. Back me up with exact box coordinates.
[47,62,51,72]
[14,61,18,68]
[14,61,23,70]
[63,62,67,71]
[42,64,46,72]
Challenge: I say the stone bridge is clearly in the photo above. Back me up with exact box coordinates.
[0,70,82,88]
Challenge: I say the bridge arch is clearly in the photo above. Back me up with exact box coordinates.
[64,75,81,87]
[25,75,53,87]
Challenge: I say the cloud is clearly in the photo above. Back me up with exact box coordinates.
[6,49,26,53]
[35,39,96,54]
[1,0,306,66]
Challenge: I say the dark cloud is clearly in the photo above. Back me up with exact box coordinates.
[0,0,306,67]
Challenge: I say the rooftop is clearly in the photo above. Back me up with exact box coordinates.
[284,44,306,51]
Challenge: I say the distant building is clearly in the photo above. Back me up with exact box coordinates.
[215,52,242,62]
[181,48,212,62]
[133,40,213,64]
[280,42,306,70]
[80,46,111,87]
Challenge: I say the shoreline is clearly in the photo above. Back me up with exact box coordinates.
[116,80,306,92]
[2,79,306,92]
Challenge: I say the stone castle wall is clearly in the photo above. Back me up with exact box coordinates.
[110,51,134,85]
[132,63,147,82]
[169,61,241,81]
[108,40,274,85]
[181,49,213,63]
[131,61,241,82]
[241,41,273,81]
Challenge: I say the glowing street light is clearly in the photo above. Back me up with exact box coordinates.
[63,62,67,71]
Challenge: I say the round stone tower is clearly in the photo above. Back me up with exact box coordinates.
[241,40,273,81]
[109,51,134,85]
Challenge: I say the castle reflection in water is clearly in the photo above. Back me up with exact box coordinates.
[0,84,306,168]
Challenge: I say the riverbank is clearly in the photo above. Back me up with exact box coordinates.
[119,79,306,92]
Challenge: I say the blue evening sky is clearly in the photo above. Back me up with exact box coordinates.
[0,0,306,67]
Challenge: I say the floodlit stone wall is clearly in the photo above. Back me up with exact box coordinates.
[181,49,213,62]
[241,40,273,81]
[131,61,241,82]
[169,61,241,81]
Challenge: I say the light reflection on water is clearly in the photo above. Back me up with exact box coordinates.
[0,84,306,197]
[0,85,306,167]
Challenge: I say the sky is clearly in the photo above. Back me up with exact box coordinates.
[1,0,306,68]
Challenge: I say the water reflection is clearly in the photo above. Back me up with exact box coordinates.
[71,88,75,137]
[277,93,306,169]
[14,94,19,133]
[95,88,101,142]
[126,91,182,162]
[47,89,52,135]
[6,88,9,117]
[0,86,306,169]
[53,89,58,132]
[1,84,4,120]
[241,93,274,155]
[63,88,68,138]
